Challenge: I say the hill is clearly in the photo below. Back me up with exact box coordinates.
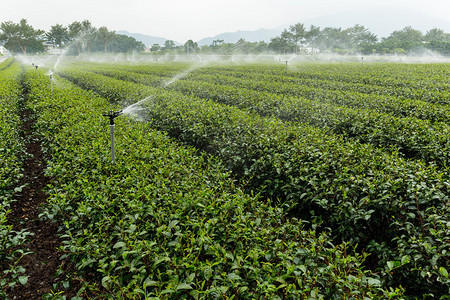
[116,30,181,47]
[303,8,450,38]
[118,8,450,47]
[196,28,282,46]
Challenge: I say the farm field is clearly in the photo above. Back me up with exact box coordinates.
[1,56,449,299]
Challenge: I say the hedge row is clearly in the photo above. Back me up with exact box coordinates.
[184,70,450,121]
[73,67,450,169]
[20,68,398,298]
[0,61,30,297]
[75,62,450,120]
[192,63,449,103]
[60,67,450,298]
[166,77,450,169]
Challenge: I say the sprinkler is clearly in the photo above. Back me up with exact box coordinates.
[49,74,53,94]
[285,61,288,74]
[102,110,122,163]
[34,64,39,77]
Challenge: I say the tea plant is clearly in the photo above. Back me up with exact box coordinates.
[59,64,450,297]
[20,69,398,298]
[0,61,30,298]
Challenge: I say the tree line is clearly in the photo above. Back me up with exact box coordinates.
[1,19,449,56]
[267,23,450,55]
[0,19,145,55]
[150,23,450,56]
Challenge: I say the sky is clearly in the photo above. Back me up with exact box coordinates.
[1,0,449,42]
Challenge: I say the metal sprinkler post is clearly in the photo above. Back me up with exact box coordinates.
[49,74,53,94]
[102,110,122,163]
[285,61,288,75]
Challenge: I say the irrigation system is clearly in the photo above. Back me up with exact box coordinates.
[49,73,53,94]
[32,63,39,76]
[102,110,122,163]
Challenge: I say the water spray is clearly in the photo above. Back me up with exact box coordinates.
[102,110,122,163]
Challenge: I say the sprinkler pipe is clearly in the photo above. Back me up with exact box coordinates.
[49,74,53,94]
[102,110,122,163]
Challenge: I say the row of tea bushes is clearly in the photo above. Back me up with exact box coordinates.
[76,67,450,169]
[184,71,450,123]
[78,62,450,122]
[165,78,450,169]
[20,69,397,298]
[61,67,449,298]
[0,61,30,297]
[196,63,449,104]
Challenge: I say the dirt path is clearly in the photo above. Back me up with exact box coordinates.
[6,106,72,299]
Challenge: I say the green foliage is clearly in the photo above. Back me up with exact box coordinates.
[108,35,146,53]
[0,19,45,54]
[57,61,450,297]
[270,23,449,55]
[45,24,69,51]
[19,68,396,298]
[0,61,30,298]
[78,63,450,168]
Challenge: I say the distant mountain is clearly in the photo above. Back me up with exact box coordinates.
[303,8,450,39]
[118,8,449,48]
[116,30,181,47]
[197,28,283,46]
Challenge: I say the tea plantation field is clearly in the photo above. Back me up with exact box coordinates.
[1,57,449,299]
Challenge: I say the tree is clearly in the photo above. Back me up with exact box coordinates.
[96,26,115,53]
[305,25,321,53]
[425,28,450,42]
[107,34,145,53]
[68,21,84,55]
[81,20,97,53]
[252,41,269,54]
[212,39,224,47]
[163,40,176,50]
[428,40,450,56]
[268,33,291,54]
[316,27,343,52]
[381,26,423,52]
[46,24,69,52]
[234,38,249,54]
[150,43,161,51]
[346,24,378,46]
[288,23,307,54]
[0,19,44,54]
[184,40,198,55]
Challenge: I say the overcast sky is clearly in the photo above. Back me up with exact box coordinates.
[1,0,449,42]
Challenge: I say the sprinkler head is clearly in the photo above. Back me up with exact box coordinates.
[102,110,123,125]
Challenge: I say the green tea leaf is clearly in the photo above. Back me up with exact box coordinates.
[18,276,28,285]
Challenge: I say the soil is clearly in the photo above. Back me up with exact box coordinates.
[6,107,79,299]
